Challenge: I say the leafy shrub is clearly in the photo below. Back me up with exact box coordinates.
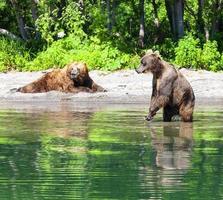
[174,34,202,69]
[25,36,82,71]
[200,40,221,71]
[36,1,85,44]
[61,2,85,37]
[174,34,223,71]
[62,37,133,71]
[218,55,223,71]
[153,38,176,61]
[27,35,138,71]
[0,37,30,72]
[1,33,222,72]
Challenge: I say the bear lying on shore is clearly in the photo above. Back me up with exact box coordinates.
[17,62,106,93]
[136,50,195,122]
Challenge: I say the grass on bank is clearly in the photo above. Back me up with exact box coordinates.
[0,34,223,72]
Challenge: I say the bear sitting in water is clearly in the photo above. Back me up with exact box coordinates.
[17,62,106,93]
[136,50,195,122]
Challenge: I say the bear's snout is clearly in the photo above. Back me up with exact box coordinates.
[71,68,79,79]
[135,65,145,74]
[135,68,140,73]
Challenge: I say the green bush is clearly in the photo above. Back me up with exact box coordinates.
[25,36,81,71]
[201,40,221,71]
[36,1,85,44]
[174,34,223,71]
[1,33,222,72]
[219,55,223,71]
[27,35,139,71]
[0,37,30,72]
[174,34,202,69]
[153,38,176,61]
[62,37,133,71]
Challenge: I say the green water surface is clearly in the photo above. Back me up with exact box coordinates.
[0,106,222,200]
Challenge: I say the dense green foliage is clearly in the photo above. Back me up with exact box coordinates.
[27,35,138,71]
[175,35,223,71]
[0,37,30,71]
[0,0,223,71]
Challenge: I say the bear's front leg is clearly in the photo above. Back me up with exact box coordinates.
[145,114,154,121]
[145,95,169,121]
[145,96,158,121]
[145,107,159,121]
[68,86,93,93]
[92,82,107,92]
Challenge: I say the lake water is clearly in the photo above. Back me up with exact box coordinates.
[0,103,222,200]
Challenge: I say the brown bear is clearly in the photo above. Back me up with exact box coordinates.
[17,62,106,93]
[136,50,195,122]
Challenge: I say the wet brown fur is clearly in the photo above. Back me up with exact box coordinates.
[136,51,195,122]
[17,62,106,93]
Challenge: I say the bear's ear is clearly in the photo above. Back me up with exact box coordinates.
[84,63,89,74]
[79,62,89,74]
[154,50,161,60]
[146,49,153,55]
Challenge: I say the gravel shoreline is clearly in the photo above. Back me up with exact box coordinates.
[0,69,222,107]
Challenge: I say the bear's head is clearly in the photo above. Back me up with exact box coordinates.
[66,62,90,85]
[136,50,162,74]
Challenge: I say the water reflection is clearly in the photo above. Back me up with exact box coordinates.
[0,107,222,200]
[150,122,193,187]
[0,110,93,200]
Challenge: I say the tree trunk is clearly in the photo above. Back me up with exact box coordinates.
[152,0,160,28]
[31,0,39,21]
[130,1,138,35]
[165,0,176,39]
[106,0,112,32]
[197,0,205,35]
[152,0,160,43]
[10,0,28,40]
[139,0,145,48]
[174,0,184,39]
[165,0,184,40]
[211,0,223,39]
[204,27,209,40]
[31,0,40,39]
[111,0,117,29]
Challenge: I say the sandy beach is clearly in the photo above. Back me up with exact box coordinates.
[0,69,222,110]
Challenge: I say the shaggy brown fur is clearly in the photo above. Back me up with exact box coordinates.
[17,62,106,93]
[136,51,195,122]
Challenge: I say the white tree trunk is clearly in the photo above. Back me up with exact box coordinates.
[139,0,145,48]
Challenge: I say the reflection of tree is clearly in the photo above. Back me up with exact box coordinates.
[0,109,93,199]
[150,122,193,187]
[86,110,150,199]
